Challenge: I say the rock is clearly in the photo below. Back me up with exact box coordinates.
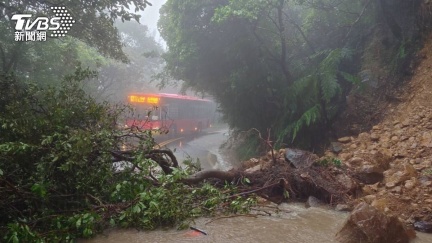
[390,186,402,193]
[385,181,397,188]
[362,183,379,195]
[336,174,357,192]
[370,133,380,141]
[335,204,351,212]
[305,196,323,208]
[404,179,416,190]
[371,198,390,211]
[285,148,319,169]
[420,179,432,187]
[414,160,431,171]
[245,164,262,173]
[338,137,352,143]
[324,151,336,157]
[353,164,384,184]
[348,157,364,167]
[381,142,391,149]
[385,164,417,187]
[372,125,381,130]
[363,195,377,203]
[346,152,392,184]
[420,132,432,148]
[373,150,392,171]
[331,142,343,153]
[414,221,432,233]
[336,202,411,243]
[339,152,353,161]
[358,132,370,141]
[401,119,410,127]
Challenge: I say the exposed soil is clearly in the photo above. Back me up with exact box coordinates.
[325,38,432,228]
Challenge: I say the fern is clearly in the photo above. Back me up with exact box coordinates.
[291,104,321,142]
[320,73,341,103]
[318,48,351,102]
[277,47,356,146]
[340,71,364,91]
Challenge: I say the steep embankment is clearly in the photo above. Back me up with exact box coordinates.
[330,38,432,226]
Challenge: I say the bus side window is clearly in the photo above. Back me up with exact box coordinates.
[169,104,179,119]
[161,105,168,120]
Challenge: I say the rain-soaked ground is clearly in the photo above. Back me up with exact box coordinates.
[86,127,432,242]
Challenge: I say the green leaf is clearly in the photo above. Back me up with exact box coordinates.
[132,204,141,213]
[76,218,82,228]
[31,183,47,198]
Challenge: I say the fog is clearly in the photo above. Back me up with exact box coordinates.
[139,0,167,49]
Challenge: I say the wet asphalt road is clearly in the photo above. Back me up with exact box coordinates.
[154,127,231,170]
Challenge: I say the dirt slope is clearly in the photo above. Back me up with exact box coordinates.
[331,38,432,227]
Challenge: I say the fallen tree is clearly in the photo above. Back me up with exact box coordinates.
[112,145,359,205]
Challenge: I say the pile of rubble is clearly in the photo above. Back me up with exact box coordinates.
[325,106,432,228]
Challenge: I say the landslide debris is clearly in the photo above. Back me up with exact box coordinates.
[328,39,432,229]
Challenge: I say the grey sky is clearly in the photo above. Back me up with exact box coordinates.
[139,0,167,48]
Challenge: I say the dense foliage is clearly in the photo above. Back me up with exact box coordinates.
[0,70,255,241]
[0,1,256,241]
[158,0,424,148]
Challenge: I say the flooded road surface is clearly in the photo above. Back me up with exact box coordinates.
[84,203,432,243]
[99,128,432,243]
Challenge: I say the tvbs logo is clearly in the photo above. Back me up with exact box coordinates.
[12,14,60,31]
[12,6,74,42]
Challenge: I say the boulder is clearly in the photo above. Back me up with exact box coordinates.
[352,164,384,184]
[336,202,412,243]
[330,142,343,153]
[346,151,392,185]
[285,148,319,169]
[305,196,323,208]
[414,221,432,233]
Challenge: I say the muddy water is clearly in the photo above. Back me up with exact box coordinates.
[84,203,432,243]
[92,130,432,242]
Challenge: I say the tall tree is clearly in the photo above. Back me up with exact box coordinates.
[159,0,371,147]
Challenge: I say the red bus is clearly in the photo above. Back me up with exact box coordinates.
[125,93,216,135]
